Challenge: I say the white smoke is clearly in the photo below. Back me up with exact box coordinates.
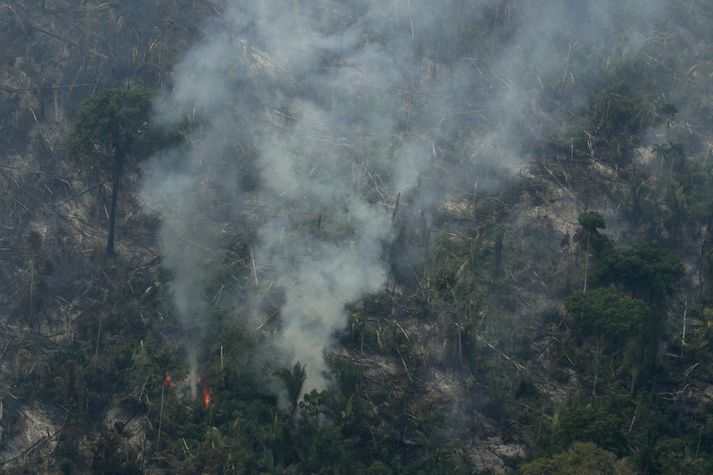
[141,0,666,394]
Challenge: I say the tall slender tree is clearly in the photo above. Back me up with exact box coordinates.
[274,362,307,421]
[574,211,609,293]
[70,88,153,256]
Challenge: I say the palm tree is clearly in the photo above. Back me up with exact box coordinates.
[274,362,307,419]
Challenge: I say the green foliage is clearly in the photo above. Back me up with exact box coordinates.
[519,442,634,475]
[574,211,612,259]
[653,437,713,474]
[274,362,307,416]
[69,88,163,254]
[594,243,684,303]
[91,430,141,474]
[558,405,629,456]
[565,289,646,346]
[590,243,683,378]
[333,358,361,396]
[577,212,606,234]
[69,88,154,163]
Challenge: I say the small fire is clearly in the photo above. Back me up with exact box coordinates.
[164,371,211,408]
[203,386,211,408]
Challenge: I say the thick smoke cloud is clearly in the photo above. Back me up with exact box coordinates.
[141,0,665,394]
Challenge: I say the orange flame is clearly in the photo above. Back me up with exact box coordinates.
[164,371,175,389]
[203,386,211,408]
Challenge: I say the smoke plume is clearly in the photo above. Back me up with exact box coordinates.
[141,0,666,394]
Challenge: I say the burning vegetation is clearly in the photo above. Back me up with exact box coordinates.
[163,371,211,408]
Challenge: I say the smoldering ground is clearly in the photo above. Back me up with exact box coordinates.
[140,0,667,397]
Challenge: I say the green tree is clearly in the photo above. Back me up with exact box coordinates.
[69,88,154,256]
[520,442,634,475]
[594,243,683,304]
[653,437,713,474]
[274,362,307,419]
[566,289,646,396]
[574,211,610,293]
[566,289,646,347]
[578,211,606,235]
[594,243,684,379]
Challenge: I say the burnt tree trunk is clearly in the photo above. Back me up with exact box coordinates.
[106,150,125,256]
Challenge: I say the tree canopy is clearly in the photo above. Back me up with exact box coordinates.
[594,243,684,303]
[566,288,647,346]
[69,88,158,255]
[70,88,154,164]
[577,211,606,234]
[520,442,634,475]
